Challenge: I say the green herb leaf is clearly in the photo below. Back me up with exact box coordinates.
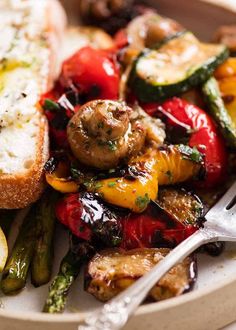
[43,99,60,111]
[107,140,117,151]
[135,193,150,211]
[107,182,116,188]
[178,144,203,163]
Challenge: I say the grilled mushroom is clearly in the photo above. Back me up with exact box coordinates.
[67,100,147,169]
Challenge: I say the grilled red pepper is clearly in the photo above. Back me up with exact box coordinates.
[55,193,198,250]
[56,194,92,241]
[60,46,120,100]
[143,97,228,187]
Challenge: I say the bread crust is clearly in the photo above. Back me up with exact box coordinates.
[0,0,66,209]
[0,114,49,209]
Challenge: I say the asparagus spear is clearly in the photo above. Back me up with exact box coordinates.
[43,239,94,313]
[1,205,38,295]
[31,191,58,287]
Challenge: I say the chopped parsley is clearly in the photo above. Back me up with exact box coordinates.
[70,167,82,180]
[165,170,173,182]
[97,121,104,129]
[107,182,116,188]
[43,99,60,111]
[178,144,203,163]
[94,182,103,190]
[107,140,117,151]
[135,193,150,211]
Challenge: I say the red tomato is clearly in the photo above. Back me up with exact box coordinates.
[60,46,120,100]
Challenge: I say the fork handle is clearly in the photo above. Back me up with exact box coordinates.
[79,228,219,330]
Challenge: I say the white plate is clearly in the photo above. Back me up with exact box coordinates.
[1,1,236,329]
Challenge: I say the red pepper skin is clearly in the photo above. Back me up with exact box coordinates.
[120,204,197,250]
[56,194,92,241]
[143,97,227,187]
[114,29,129,49]
[55,193,198,250]
[60,46,120,100]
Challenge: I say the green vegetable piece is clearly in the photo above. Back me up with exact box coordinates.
[202,77,236,149]
[43,241,93,313]
[43,99,60,111]
[177,144,203,163]
[31,191,59,287]
[129,32,229,102]
[135,193,150,211]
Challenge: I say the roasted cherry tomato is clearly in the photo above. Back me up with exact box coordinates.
[143,98,228,187]
[60,46,120,100]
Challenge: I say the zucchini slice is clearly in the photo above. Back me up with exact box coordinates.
[129,32,229,102]
[85,248,196,302]
[202,77,236,149]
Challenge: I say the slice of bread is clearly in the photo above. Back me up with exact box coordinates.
[0,0,66,209]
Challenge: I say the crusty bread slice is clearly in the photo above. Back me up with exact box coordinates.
[0,0,66,209]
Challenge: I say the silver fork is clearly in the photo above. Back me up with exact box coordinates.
[79,181,236,330]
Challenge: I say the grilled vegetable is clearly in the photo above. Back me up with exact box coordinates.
[45,158,78,194]
[91,145,202,212]
[67,100,146,170]
[115,12,184,65]
[43,238,94,313]
[129,32,229,102]
[1,206,38,294]
[56,192,123,245]
[47,144,202,211]
[85,248,197,302]
[56,188,203,250]
[158,187,203,226]
[31,191,58,287]
[202,77,236,148]
[60,47,120,100]
[214,58,236,145]
[146,97,228,187]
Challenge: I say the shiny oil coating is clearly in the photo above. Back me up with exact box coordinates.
[86,248,194,302]
[91,145,201,212]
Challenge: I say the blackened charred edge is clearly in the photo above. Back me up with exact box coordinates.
[183,253,198,294]
[44,156,59,173]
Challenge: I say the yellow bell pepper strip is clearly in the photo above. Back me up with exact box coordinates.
[157,145,202,185]
[88,145,202,213]
[45,160,78,194]
[45,145,202,212]
[218,76,236,125]
[215,57,236,129]
[215,58,236,79]
[89,148,159,213]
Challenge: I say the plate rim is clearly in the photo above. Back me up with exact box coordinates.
[0,269,236,323]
